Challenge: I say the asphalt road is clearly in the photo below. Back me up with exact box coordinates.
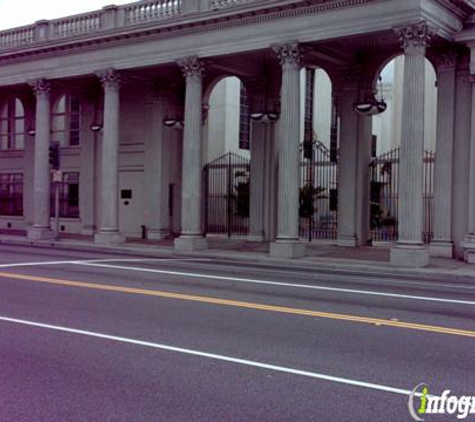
[0,244,473,421]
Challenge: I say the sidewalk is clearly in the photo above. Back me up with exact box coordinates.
[0,230,474,281]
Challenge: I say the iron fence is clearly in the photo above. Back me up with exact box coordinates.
[204,152,250,237]
[369,148,435,243]
[299,140,338,240]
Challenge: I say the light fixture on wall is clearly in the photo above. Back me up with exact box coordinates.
[249,60,280,123]
[27,127,36,136]
[90,122,103,132]
[354,76,387,116]
[163,118,184,130]
[250,112,279,123]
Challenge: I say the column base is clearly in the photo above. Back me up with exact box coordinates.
[27,226,55,240]
[174,236,208,252]
[270,241,307,259]
[390,244,429,267]
[337,235,357,247]
[429,240,453,258]
[247,234,265,243]
[146,228,169,241]
[94,231,124,245]
[81,225,96,236]
[461,235,475,263]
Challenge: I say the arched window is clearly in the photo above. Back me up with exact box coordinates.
[52,93,81,146]
[0,98,25,150]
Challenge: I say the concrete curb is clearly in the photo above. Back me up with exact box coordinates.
[0,235,474,282]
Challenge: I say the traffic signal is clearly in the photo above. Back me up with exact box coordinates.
[49,144,60,170]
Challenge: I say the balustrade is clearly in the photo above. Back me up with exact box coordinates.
[0,26,34,48]
[0,0,269,50]
[52,12,101,38]
[124,0,180,25]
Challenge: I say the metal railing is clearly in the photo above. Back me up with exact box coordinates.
[369,148,435,243]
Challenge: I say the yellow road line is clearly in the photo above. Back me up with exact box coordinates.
[0,270,474,339]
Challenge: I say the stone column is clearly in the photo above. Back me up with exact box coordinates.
[336,76,359,247]
[23,100,35,228]
[264,120,278,241]
[355,105,372,245]
[390,22,432,267]
[174,57,207,251]
[462,51,475,262]
[430,51,457,258]
[270,43,306,258]
[248,120,266,241]
[452,55,471,260]
[94,68,124,245]
[80,96,96,235]
[27,79,54,240]
[144,86,173,240]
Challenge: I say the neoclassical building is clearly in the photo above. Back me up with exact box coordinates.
[0,0,474,266]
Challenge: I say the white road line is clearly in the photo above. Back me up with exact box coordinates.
[0,258,211,269]
[83,258,212,264]
[73,261,475,307]
[0,260,78,268]
[0,314,411,396]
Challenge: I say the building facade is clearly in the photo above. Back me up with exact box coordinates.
[0,0,474,266]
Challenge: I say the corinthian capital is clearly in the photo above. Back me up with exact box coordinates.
[177,57,205,79]
[96,68,121,91]
[272,43,303,70]
[29,78,51,98]
[395,22,434,53]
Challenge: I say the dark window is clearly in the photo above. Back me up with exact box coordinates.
[330,94,338,163]
[0,173,23,216]
[239,83,250,150]
[0,98,25,150]
[304,68,315,145]
[371,135,377,158]
[50,172,79,218]
[52,93,81,147]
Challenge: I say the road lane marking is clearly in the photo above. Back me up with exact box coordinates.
[0,270,474,339]
[0,258,210,269]
[82,258,212,263]
[73,261,475,307]
[0,314,412,396]
[0,260,80,268]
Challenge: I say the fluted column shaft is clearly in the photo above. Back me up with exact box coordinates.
[28,79,53,239]
[467,79,475,234]
[174,58,207,251]
[94,69,123,244]
[431,53,457,256]
[391,22,432,267]
[180,58,203,236]
[248,121,266,241]
[269,43,306,258]
[274,44,301,241]
[398,28,428,244]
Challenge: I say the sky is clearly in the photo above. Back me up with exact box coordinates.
[0,0,134,30]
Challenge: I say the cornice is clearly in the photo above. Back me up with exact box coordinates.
[0,0,374,66]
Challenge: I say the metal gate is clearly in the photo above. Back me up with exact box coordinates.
[299,140,338,240]
[204,152,250,237]
[370,148,435,243]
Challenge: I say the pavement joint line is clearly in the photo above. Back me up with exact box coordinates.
[0,270,474,339]
[73,261,475,307]
[0,314,413,396]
